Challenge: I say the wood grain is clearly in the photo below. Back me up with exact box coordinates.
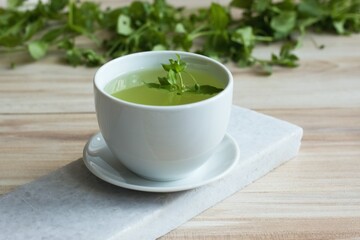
[0,0,360,238]
[0,113,98,193]
[161,108,360,239]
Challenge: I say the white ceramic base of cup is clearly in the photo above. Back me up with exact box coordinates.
[83,132,240,192]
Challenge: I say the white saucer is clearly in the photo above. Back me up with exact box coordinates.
[83,132,240,192]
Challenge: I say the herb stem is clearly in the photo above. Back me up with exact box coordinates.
[189,30,216,40]
[178,73,185,92]
[309,36,324,49]
[183,71,198,85]
[127,23,150,41]
[255,36,273,42]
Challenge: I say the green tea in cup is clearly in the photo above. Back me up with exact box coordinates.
[105,68,225,106]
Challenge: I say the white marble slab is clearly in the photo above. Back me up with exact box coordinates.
[0,106,303,240]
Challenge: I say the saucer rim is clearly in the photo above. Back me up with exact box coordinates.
[83,132,240,192]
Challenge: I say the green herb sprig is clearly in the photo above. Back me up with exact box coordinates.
[1,0,359,73]
[146,54,223,95]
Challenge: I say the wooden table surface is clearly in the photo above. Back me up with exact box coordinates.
[1,1,360,239]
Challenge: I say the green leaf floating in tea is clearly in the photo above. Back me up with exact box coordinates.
[146,54,224,95]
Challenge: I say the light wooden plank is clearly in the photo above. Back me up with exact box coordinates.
[0,59,96,113]
[162,218,360,240]
[0,113,98,193]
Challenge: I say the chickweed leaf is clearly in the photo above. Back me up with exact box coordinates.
[175,23,186,33]
[210,3,229,30]
[232,27,255,47]
[28,41,48,60]
[194,85,224,94]
[298,0,327,17]
[230,0,252,9]
[270,11,297,36]
[158,76,171,86]
[333,20,345,35]
[117,14,133,36]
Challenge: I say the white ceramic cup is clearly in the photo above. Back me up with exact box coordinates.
[94,51,233,181]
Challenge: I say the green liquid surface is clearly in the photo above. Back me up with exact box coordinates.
[105,68,225,106]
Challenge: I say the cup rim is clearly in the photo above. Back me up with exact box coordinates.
[94,50,233,110]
